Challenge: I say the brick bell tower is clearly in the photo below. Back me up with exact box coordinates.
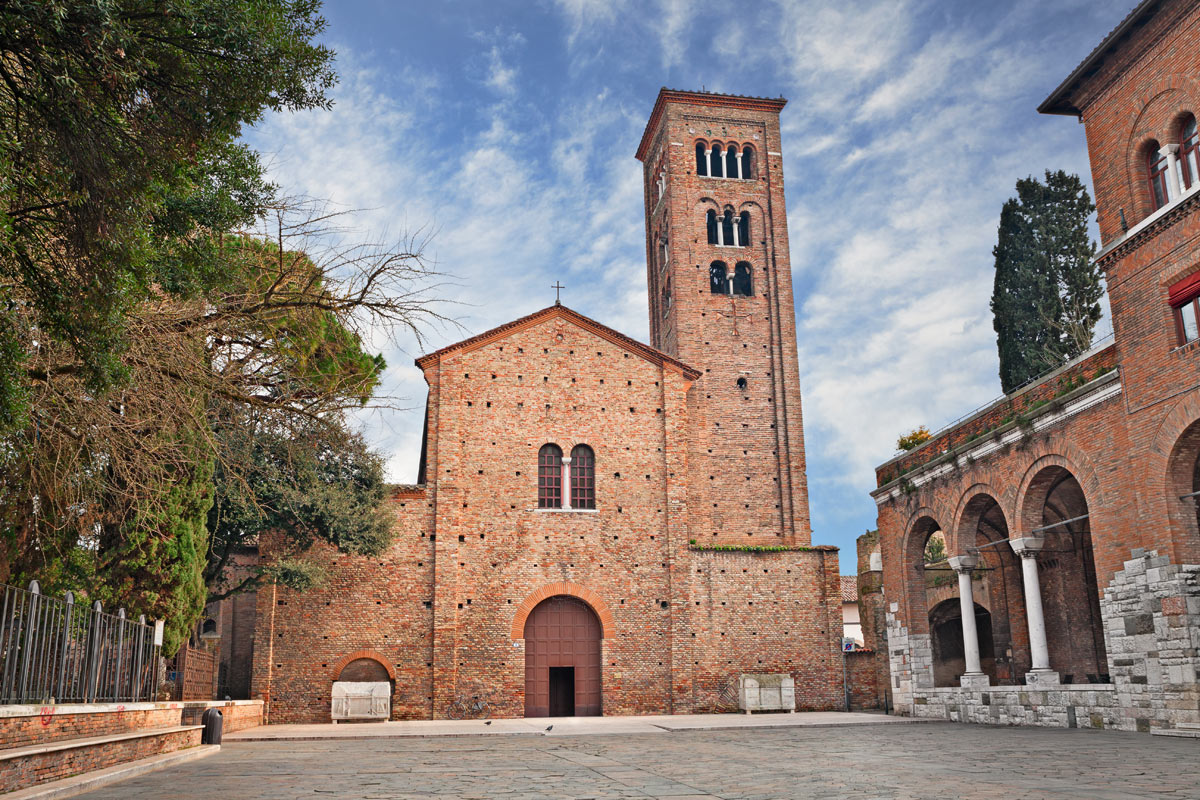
[636,88,812,545]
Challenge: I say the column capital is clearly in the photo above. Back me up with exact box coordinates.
[1009,536,1045,558]
[1161,142,1181,156]
[946,554,979,573]
[561,456,572,465]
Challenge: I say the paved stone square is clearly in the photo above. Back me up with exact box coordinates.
[69,721,1199,800]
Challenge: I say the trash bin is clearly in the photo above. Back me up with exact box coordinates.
[201,707,223,744]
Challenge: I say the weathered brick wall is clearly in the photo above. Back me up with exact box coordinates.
[844,651,883,711]
[179,700,263,733]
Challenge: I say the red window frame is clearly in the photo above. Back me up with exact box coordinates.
[1181,116,1199,189]
[538,443,562,508]
[570,445,595,509]
[1169,271,1200,346]
[1149,147,1170,210]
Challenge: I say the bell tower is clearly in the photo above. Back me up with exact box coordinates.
[636,89,812,544]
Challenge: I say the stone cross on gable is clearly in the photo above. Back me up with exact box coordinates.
[552,281,565,304]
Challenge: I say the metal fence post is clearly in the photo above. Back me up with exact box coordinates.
[18,581,40,702]
[55,591,73,702]
[85,600,102,702]
[114,608,126,701]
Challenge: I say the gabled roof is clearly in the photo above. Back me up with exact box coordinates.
[1038,0,1160,116]
[636,88,788,162]
[414,303,702,380]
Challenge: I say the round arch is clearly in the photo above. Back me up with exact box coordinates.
[511,582,615,640]
[1014,447,1104,536]
[1150,387,1200,563]
[329,650,396,682]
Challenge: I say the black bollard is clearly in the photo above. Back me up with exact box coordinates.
[201,707,224,744]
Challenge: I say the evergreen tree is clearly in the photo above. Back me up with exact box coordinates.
[991,171,1101,393]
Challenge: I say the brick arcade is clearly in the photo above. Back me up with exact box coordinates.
[867,0,1200,733]
[249,90,846,723]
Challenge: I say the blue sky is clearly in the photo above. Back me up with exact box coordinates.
[243,0,1133,573]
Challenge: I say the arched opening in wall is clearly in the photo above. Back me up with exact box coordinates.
[523,595,602,717]
[725,144,738,178]
[738,211,750,246]
[721,208,736,245]
[706,209,719,244]
[710,261,729,294]
[710,144,725,178]
[1165,417,1200,562]
[339,657,390,682]
[903,515,943,639]
[929,599,994,687]
[695,142,708,176]
[741,146,755,179]
[1023,466,1108,683]
[958,494,1025,684]
[733,262,753,296]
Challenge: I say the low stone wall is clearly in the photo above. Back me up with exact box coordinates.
[912,684,1120,728]
[180,700,263,733]
[0,727,200,792]
[0,703,184,750]
[885,550,1200,733]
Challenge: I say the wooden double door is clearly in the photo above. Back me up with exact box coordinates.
[523,595,602,717]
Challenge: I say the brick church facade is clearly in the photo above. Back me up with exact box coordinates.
[249,90,845,723]
[867,0,1200,733]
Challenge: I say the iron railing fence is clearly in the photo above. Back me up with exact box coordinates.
[0,581,162,704]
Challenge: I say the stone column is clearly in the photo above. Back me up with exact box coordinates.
[1161,144,1183,202]
[735,151,743,179]
[705,149,713,177]
[948,554,989,688]
[1010,536,1060,686]
[561,456,572,510]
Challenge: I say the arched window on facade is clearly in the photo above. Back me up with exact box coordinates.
[1149,141,1170,210]
[710,261,729,294]
[695,142,708,176]
[738,211,750,246]
[570,444,595,509]
[658,237,669,273]
[538,444,562,509]
[725,145,738,178]
[706,209,719,244]
[710,144,724,178]
[661,277,672,317]
[741,146,755,179]
[721,208,736,246]
[1181,115,1199,190]
[733,262,753,296]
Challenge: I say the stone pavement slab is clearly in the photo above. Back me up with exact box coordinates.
[66,720,1200,800]
[226,711,920,741]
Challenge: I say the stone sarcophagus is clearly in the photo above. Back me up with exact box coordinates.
[738,673,796,713]
[331,681,391,722]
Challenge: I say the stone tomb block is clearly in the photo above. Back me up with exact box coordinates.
[738,673,796,713]
[331,681,391,722]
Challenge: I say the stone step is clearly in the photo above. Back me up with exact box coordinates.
[1151,728,1200,738]
[0,725,203,793]
[2,744,218,800]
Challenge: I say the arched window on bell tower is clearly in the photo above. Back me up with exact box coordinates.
[710,144,724,178]
[741,145,755,179]
[710,261,729,294]
[738,211,750,246]
[721,208,736,246]
[725,145,738,178]
[733,261,753,296]
[706,209,719,244]
[695,142,708,176]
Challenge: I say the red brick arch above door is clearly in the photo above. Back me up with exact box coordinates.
[329,650,396,681]
[511,582,615,640]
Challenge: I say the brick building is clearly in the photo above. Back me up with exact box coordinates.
[869,0,1200,733]
[248,90,845,723]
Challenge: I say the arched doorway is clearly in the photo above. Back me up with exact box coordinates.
[958,493,1026,683]
[524,595,601,717]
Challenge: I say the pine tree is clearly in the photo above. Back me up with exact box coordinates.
[991,171,1101,393]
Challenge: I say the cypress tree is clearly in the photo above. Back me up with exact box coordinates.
[991,171,1100,393]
